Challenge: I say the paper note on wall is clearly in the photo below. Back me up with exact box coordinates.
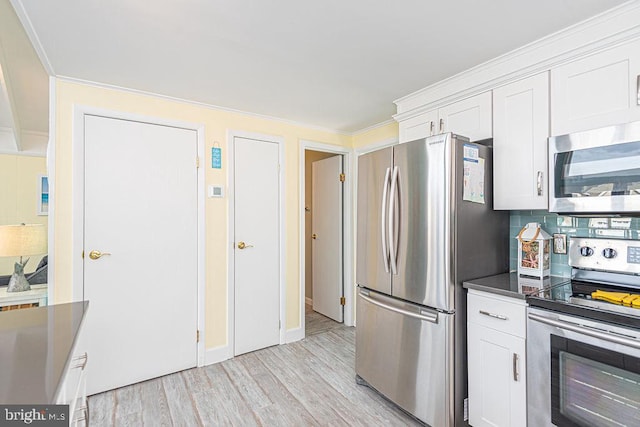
[463,157,485,204]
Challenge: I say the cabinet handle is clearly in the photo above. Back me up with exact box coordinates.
[637,74,639,105]
[430,121,435,136]
[72,352,88,370]
[513,353,519,381]
[479,310,508,320]
[536,171,543,196]
[439,118,444,133]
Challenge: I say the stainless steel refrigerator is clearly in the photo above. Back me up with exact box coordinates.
[355,133,509,427]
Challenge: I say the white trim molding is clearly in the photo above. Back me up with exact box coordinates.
[285,327,305,344]
[9,0,55,76]
[351,119,396,137]
[227,130,287,355]
[57,75,350,137]
[394,1,640,121]
[299,139,354,335]
[204,345,232,366]
[71,105,207,366]
[46,76,56,303]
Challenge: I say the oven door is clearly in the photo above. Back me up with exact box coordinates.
[549,121,640,213]
[527,307,640,427]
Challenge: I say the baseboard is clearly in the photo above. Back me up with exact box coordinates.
[285,326,305,343]
[305,297,312,306]
[204,344,232,366]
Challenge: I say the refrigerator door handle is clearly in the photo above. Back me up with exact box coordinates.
[381,167,391,273]
[359,290,438,323]
[388,165,399,275]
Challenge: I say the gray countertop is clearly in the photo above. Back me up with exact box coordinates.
[463,273,569,299]
[0,301,88,404]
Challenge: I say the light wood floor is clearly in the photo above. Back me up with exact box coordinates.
[305,303,344,337]
[88,311,422,426]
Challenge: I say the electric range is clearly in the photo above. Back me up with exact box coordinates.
[527,236,640,328]
[526,237,640,427]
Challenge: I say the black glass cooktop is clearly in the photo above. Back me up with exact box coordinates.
[527,279,640,329]
[527,279,640,328]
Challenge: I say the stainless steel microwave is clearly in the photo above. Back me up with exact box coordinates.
[549,121,640,214]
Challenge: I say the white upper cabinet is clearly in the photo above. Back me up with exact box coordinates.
[398,92,492,143]
[551,38,640,136]
[398,109,438,143]
[438,91,493,141]
[493,72,550,210]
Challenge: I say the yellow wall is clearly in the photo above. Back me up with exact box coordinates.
[53,79,352,349]
[0,154,47,274]
[351,121,398,148]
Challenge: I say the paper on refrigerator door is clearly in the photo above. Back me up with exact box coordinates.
[463,157,485,204]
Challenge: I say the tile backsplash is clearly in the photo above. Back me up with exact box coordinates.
[510,211,640,278]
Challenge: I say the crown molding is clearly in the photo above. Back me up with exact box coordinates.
[393,0,640,122]
[9,0,55,76]
[351,119,396,137]
[56,76,352,137]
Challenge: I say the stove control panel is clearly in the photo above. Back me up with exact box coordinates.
[569,237,640,274]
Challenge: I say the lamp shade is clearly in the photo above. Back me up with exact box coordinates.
[0,224,47,257]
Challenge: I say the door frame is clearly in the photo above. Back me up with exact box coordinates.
[71,105,207,366]
[299,140,353,332]
[227,130,285,354]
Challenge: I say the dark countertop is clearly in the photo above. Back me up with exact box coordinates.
[0,301,88,404]
[463,272,570,300]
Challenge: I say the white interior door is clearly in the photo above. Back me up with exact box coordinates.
[234,136,280,356]
[83,115,198,395]
[311,155,343,322]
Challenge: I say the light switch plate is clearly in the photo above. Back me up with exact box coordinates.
[208,185,224,198]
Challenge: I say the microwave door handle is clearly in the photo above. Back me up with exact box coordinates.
[388,166,399,275]
[537,171,543,196]
[381,167,391,273]
[528,312,640,350]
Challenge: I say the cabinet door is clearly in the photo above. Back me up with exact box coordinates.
[493,72,549,210]
[551,39,640,136]
[398,110,437,143]
[439,91,492,141]
[468,321,526,427]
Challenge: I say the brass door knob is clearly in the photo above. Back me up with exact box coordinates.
[312,234,317,240]
[89,250,111,260]
[237,241,254,250]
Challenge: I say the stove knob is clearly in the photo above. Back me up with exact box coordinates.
[579,246,594,257]
[603,248,617,259]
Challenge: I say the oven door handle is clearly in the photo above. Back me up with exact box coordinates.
[528,312,640,350]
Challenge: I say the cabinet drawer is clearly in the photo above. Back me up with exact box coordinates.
[468,292,526,338]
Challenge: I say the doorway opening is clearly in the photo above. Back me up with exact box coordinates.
[300,141,353,339]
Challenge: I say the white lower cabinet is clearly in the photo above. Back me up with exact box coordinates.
[467,291,526,427]
[57,351,88,426]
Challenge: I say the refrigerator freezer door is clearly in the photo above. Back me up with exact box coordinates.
[356,147,393,295]
[392,135,453,310]
[356,289,453,426]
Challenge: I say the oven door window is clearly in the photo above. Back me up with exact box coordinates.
[553,140,640,198]
[551,335,640,427]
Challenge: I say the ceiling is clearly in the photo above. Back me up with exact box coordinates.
[10,0,630,134]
